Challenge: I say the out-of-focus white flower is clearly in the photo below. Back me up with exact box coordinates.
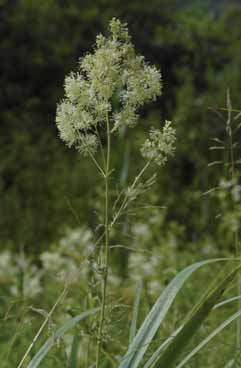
[23,266,43,298]
[0,251,17,283]
[40,252,66,272]
[219,178,232,189]
[148,280,162,296]
[9,264,43,299]
[132,223,149,238]
[129,251,161,281]
[59,227,94,257]
[231,184,241,202]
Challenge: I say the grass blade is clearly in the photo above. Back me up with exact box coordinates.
[151,262,241,368]
[144,292,241,368]
[69,334,79,368]
[224,359,236,367]
[214,295,241,310]
[176,308,241,367]
[143,325,183,368]
[27,308,99,368]
[119,258,227,368]
[129,280,143,344]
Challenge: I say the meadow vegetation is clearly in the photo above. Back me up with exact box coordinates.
[1,2,241,367]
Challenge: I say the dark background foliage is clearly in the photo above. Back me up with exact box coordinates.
[1,0,241,252]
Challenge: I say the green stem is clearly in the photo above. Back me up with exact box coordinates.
[228,110,241,355]
[96,110,111,368]
[110,159,151,229]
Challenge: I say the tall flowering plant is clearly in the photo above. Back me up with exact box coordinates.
[18,19,241,368]
[56,18,175,367]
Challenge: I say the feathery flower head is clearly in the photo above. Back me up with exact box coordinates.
[56,18,162,154]
[141,121,176,166]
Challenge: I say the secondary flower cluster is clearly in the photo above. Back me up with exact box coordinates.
[141,121,176,165]
[56,18,162,155]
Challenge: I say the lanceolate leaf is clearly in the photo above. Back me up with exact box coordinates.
[176,308,241,368]
[151,262,241,368]
[143,325,183,368]
[119,258,228,368]
[144,290,241,368]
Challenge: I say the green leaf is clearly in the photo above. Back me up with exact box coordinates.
[69,334,80,368]
[224,359,236,368]
[214,295,241,309]
[144,290,241,368]
[143,326,183,368]
[176,308,241,367]
[119,258,227,368]
[129,280,143,344]
[27,308,99,368]
[151,262,241,368]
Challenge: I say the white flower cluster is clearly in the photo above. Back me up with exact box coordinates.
[40,226,95,282]
[128,250,163,295]
[141,121,176,165]
[219,178,241,202]
[56,18,162,154]
[0,251,17,283]
[0,251,43,299]
[0,227,95,298]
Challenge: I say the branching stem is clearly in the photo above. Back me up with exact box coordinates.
[110,159,151,229]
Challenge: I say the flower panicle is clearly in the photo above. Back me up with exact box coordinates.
[55,18,163,156]
[141,121,176,166]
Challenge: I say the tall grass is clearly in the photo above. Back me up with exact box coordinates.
[208,91,241,365]
[14,20,241,368]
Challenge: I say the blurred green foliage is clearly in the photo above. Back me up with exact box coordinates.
[1,0,241,251]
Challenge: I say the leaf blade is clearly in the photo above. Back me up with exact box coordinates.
[176,308,241,368]
[27,308,99,368]
[152,262,241,368]
[119,258,228,368]
[129,280,143,344]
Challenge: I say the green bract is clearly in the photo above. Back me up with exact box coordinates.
[56,18,169,157]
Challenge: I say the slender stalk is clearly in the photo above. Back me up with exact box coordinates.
[17,232,105,368]
[230,143,241,354]
[110,159,151,229]
[96,110,111,367]
[17,286,68,368]
[226,91,241,357]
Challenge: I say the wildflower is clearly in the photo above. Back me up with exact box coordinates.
[141,121,176,166]
[59,227,94,256]
[56,18,162,154]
